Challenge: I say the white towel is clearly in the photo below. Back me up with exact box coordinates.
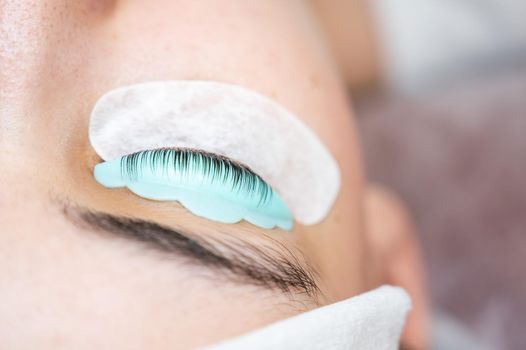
[203,285,411,350]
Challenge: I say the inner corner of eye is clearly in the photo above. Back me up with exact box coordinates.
[86,149,104,168]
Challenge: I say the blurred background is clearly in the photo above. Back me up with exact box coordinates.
[316,1,526,349]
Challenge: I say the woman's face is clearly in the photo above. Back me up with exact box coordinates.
[1,1,376,349]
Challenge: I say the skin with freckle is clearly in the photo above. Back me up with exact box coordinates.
[0,1,428,349]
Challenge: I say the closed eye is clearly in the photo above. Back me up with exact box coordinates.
[121,148,273,205]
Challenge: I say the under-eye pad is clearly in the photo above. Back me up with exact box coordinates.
[89,81,341,226]
[94,148,293,230]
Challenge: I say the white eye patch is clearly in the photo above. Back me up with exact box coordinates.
[89,81,341,226]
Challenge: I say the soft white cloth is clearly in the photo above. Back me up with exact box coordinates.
[203,285,411,350]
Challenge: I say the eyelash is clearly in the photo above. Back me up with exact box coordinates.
[119,148,273,205]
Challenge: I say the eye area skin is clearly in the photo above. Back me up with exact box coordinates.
[0,1,365,348]
[0,0,428,349]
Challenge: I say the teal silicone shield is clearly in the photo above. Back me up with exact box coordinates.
[93,149,293,231]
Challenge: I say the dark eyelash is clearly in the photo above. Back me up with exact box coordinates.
[120,148,273,205]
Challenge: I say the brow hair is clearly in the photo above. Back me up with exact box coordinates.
[64,206,320,301]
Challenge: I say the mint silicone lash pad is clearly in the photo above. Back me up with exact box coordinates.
[93,148,293,231]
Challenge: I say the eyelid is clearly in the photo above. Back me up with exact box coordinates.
[121,148,273,204]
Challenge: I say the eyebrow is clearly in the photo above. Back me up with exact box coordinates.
[62,205,320,300]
